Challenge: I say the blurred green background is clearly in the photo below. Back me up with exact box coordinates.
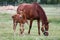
[0,0,60,40]
[0,0,60,6]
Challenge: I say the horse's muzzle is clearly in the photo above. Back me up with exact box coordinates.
[43,31,49,36]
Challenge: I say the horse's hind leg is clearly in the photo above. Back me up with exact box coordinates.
[37,20,40,35]
[28,20,33,34]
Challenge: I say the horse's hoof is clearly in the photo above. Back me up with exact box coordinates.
[43,32,48,36]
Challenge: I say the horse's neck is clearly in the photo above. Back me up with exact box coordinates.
[41,14,48,25]
[36,4,48,24]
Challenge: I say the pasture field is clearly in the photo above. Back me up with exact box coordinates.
[0,6,60,40]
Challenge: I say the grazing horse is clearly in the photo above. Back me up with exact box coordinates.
[12,13,28,35]
[17,2,49,36]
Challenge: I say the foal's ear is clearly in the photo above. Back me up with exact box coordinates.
[12,16,14,18]
[12,15,15,18]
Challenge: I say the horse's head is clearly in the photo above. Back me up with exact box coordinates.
[41,21,49,36]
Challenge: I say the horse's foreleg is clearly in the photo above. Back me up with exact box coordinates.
[37,20,40,35]
[41,24,45,33]
[28,20,33,34]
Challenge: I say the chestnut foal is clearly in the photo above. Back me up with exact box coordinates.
[12,13,28,35]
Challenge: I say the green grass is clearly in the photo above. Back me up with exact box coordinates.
[0,13,60,40]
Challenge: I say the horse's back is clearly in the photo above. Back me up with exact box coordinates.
[17,3,46,20]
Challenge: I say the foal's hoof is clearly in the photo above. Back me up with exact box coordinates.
[43,32,49,36]
[21,32,23,34]
[19,33,24,36]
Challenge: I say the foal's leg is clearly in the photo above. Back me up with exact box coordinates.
[28,20,33,34]
[13,20,18,36]
[37,20,40,35]
[19,23,24,34]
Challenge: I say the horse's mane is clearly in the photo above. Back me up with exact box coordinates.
[33,2,48,24]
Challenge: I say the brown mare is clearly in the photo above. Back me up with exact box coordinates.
[16,2,49,36]
[12,13,28,35]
